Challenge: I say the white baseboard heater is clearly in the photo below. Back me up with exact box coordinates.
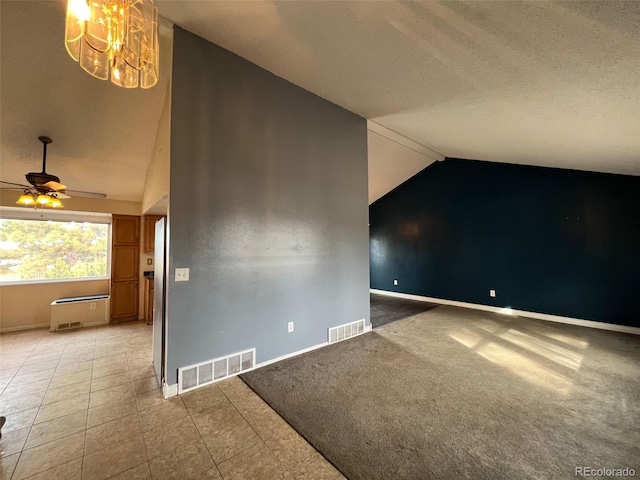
[50,294,110,331]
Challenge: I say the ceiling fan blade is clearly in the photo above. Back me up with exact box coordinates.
[0,180,31,188]
[63,189,107,199]
[43,181,67,191]
[0,187,29,191]
[54,192,71,199]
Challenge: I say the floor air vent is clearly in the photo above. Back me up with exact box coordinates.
[328,319,366,344]
[178,348,256,394]
[56,321,82,331]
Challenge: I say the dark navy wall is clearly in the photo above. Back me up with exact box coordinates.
[369,158,640,328]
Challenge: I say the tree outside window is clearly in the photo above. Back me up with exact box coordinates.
[0,219,109,283]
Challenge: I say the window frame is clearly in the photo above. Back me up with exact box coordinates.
[0,207,112,286]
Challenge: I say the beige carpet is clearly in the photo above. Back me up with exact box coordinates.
[242,304,640,479]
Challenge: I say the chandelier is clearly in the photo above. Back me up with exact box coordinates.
[64,0,159,88]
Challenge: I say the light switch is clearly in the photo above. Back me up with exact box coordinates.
[175,268,190,282]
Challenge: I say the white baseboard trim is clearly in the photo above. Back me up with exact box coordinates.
[163,382,178,398]
[252,323,374,371]
[83,320,109,328]
[170,343,331,397]
[370,289,640,336]
[254,321,374,370]
[0,322,50,333]
[254,341,329,370]
[171,321,374,396]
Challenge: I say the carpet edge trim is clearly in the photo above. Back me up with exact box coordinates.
[240,371,349,479]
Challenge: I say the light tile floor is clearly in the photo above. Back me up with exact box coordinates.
[0,321,345,480]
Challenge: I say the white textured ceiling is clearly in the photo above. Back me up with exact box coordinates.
[0,1,171,202]
[158,0,640,177]
[2,1,638,208]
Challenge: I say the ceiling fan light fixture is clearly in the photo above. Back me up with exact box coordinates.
[3,136,103,208]
[17,193,35,205]
[36,194,52,205]
[64,0,159,89]
[16,192,64,209]
[49,197,64,209]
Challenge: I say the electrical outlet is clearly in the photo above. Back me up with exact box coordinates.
[393,279,398,286]
[175,268,190,282]
[147,258,152,265]
[490,289,496,297]
[90,302,96,310]
[288,321,294,333]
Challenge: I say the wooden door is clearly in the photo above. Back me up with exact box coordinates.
[111,215,140,322]
[143,215,163,253]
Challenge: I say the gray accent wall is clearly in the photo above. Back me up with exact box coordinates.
[166,27,369,385]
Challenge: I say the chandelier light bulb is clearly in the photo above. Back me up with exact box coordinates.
[68,0,90,22]
[64,0,159,89]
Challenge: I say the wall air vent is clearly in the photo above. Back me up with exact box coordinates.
[178,348,256,394]
[328,319,366,344]
[56,321,82,331]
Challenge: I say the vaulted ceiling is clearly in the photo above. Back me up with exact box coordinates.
[1,1,638,205]
[157,0,640,177]
[0,1,171,202]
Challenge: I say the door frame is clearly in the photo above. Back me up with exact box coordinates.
[152,217,168,390]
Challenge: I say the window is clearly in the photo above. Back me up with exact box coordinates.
[0,208,111,284]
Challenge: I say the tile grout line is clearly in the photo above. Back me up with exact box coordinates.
[216,384,297,480]
[226,380,339,480]
[83,331,100,480]
[8,335,64,480]
[5,322,320,478]
[8,330,88,480]
[15,332,89,479]
[9,416,86,477]
[3,330,41,480]
[183,396,221,480]
[217,386,266,471]
[131,341,153,480]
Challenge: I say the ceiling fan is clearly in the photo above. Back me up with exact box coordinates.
[0,136,106,208]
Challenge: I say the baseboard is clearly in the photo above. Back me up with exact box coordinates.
[370,289,640,336]
[171,322,373,396]
[83,320,109,328]
[255,320,373,369]
[254,341,330,370]
[163,382,178,398]
[169,351,304,397]
[0,322,50,333]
